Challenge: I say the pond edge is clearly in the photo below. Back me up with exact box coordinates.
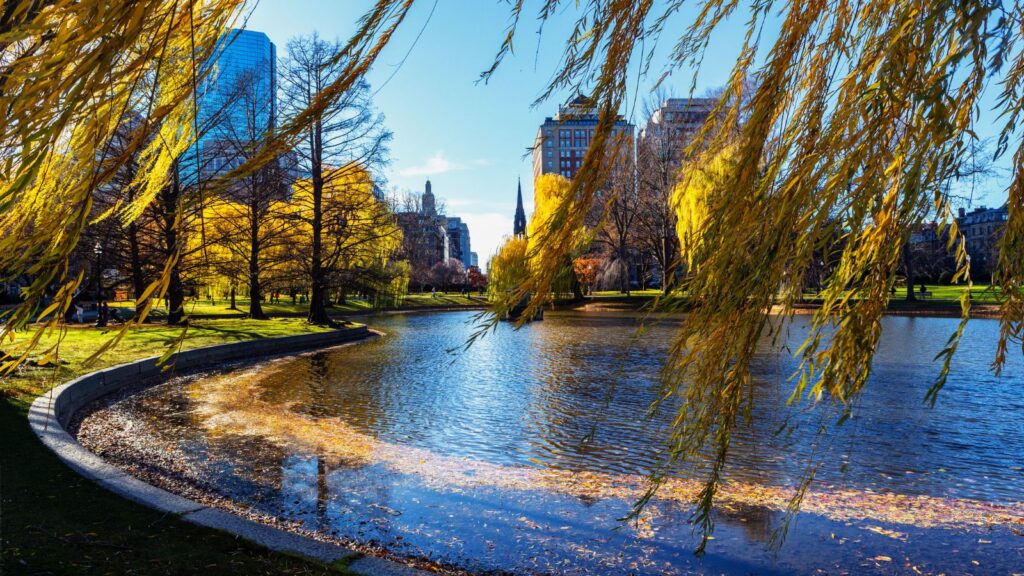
[28,326,430,576]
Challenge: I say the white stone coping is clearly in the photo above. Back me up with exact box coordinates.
[29,327,430,576]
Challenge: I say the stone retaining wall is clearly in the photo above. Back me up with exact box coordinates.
[29,326,427,576]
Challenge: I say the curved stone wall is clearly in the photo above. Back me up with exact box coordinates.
[28,326,427,576]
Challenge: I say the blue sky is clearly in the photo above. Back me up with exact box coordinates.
[244,0,750,266]
[245,1,1009,267]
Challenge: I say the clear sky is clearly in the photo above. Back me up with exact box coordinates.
[243,0,750,266]
[244,1,1008,267]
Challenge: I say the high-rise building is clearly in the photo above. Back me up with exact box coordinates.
[513,178,527,237]
[446,217,472,269]
[192,29,277,179]
[532,95,635,181]
[638,98,716,166]
[470,252,479,268]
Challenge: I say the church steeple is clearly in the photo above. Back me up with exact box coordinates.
[513,177,527,237]
[422,179,436,216]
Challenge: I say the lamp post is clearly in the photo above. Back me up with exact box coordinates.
[93,242,107,328]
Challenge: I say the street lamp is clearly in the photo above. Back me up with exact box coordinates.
[94,242,107,327]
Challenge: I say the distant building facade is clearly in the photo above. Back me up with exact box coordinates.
[958,205,1009,277]
[532,95,635,180]
[395,180,479,288]
[446,217,472,269]
[637,98,716,166]
[397,180,449,270]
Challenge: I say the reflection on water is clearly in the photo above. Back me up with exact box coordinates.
[80,311,1024,574]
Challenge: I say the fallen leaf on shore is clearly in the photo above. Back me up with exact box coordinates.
[865,525,907,540]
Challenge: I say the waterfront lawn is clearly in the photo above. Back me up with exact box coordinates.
[110,293,487,319]
[1,319,356,575]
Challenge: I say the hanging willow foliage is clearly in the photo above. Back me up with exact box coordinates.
[0,0,414,367]
[3,0,1023,551]
[479,0,1024,550]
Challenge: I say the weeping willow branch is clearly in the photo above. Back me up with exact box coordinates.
[482,0,1021,549]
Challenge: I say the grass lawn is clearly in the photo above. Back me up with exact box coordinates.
[110,293,487,319]
[589,284,1005,306]
[589,289,664,298]
[913,283,1002,304]
[1,319,357,575]
[807,283,1003,306]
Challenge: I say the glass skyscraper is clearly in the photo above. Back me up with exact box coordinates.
[189,29,276,181]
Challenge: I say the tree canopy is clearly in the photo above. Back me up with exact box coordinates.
[2,0,1024,550]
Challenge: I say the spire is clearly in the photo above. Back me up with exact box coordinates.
[513,177,527,237]
[422,179,436,216]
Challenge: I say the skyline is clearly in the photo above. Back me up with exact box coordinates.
[242,0,751,267]
[245,1,1010,267]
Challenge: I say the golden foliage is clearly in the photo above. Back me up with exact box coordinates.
[479,0,1024,549]
[487,235,529,302]
[0,0,413,369]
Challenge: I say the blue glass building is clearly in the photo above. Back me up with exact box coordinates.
[189,29,276,181]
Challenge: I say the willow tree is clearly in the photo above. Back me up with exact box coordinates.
[5,0,1024,551]
[0,0,413,366]
[476,0,1024,550]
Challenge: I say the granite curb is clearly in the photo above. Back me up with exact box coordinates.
[29,326,431,576]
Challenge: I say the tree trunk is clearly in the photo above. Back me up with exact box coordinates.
[248,261,265,319]
[307,121,330,325]
[621,245,631,297]
[163,166,186,325]
[230,285,237,310]
[902,241,917,301]
[167,265,185,325]
[127,216,146,318]
[248,214,266,319]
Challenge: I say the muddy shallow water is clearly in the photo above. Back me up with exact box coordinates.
[77,311,1024,574]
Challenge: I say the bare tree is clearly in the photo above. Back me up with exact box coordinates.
[280,33,391,325]
[206,64,289,320]
[591,153,640,295]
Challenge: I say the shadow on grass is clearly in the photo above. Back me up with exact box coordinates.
[0,393,346,574]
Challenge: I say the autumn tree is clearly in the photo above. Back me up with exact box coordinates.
[529,174,590,300]
[467,266,487,292]
[430,258,466,291]
[204,64,288,320]
[284,167,402,313]
[477,0,1024,548]
[280,33,392,325]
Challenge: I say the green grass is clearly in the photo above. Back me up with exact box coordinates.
[801,283,1003,306]
[589,288,664,298]
[109,293,487,319]
[911,283,1001,304]
[589,284,1005,306]
[1,318,357,575]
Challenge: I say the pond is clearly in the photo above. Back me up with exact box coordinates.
[77,311,1024,575]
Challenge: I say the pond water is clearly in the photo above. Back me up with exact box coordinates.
[78,311,1024,575]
